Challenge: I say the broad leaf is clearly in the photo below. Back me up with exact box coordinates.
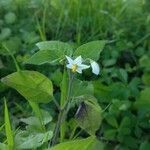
[49,136,104,150]
[26,41,73,65]
[74,40,105,61]
[1,71,53,103]
[20,110,52,131]
[75,97,102,135]
[25,50,60,65]
[15,130,53,149]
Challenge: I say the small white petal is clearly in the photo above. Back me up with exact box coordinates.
[78,64,90,70]
[90,60,100,75]
[66,56,73,64]
[74,56,82,65]
[76,68,82,73]
[66,64,72,69]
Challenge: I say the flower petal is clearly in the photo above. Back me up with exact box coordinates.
[66,64,72,69]
[78,64,90,70]
[74,56,82,65]
[76,68,82,74]
[90,60,100,75]
[66,56,73,64]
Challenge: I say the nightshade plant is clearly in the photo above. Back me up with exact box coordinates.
[1,40,105,149]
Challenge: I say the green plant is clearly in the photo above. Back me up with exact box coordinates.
[0,0,150,149]
[1,40,105,149]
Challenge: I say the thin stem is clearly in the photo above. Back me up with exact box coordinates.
[35,15,46,41]
[69,124,78,139]
[50,109,64,146]
[2,44,20,72]
[72,129,83,140]
[102,103,111,113]
[50,71,74,146]
[52,97,61,111]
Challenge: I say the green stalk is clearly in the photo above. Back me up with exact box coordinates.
[2,44,20,72]
[36,16,46,41]
[60,69,68,142]
[51,71,74,146]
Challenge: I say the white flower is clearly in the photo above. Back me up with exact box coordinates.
[90,60,100,75]
[66,56,90,73]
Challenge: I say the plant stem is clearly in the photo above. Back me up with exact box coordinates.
[2,44,20,72]
[50,71,74,146]
[51,109,64,146]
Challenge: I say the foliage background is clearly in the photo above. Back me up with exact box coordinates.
[0,0,150,149]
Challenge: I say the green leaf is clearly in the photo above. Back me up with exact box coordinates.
[36,41,72,53]
[142,72,150,86]
[26,41,73,65]
[51,69,63,87]
[134,88,150,109]
[102,59,116,67]
[75,97,102,135]
[121,136,138,149]
[104,114,118,128]
[139,55,150,68]
[0,143,8,150]
[74,40,105,61]
[0,37,21,55]
[20,110,52,131]
[104,129,117,140]
[25,50,59,65]
[140,141,150,150]
[118,68,128,83]
[4,98,14,150]
[72,79,94,97]
[49,136,104,150]
[1,71,53,103]
[93,81,111,102]
[21,117,41,127]
[15,130,53,149]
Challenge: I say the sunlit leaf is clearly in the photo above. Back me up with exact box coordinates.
[1,71,53,103]
[49,136,104,150]
[26,41,73,65]
[74,40,105,61]
[15,130,53,149]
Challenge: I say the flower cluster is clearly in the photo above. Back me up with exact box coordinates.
[66,56,100,75]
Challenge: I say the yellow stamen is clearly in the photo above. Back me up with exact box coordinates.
[71,64,78,73]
